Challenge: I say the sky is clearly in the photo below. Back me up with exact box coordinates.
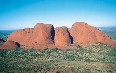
[0,0,116,30]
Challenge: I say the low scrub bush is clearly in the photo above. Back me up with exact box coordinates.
[0,44,116,73]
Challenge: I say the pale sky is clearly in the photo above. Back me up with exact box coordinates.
[0,0,116,30]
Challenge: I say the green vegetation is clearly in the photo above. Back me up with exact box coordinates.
[0,44,116,73]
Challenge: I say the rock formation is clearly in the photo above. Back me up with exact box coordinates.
[54,26,75,50]
[55,26,71,46]
[7,28,34,47]
[70,22,116,46]
[7,23,55,49]
[0,41,19,49]
[0,22,116,49]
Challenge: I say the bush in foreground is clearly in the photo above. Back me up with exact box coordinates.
[0,44,116,73]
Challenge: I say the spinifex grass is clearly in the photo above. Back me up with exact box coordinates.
[0,44,116,73]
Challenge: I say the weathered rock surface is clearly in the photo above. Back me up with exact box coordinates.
[1,22,116,49]
[54,26,75,50]
[7,23,55,49]
[7,28,34,46]
[30,23,54,47]
[0,41,19,49]
[70,22,116,46]
[55,26,71,46]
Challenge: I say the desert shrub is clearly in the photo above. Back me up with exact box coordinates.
[107,46,116,57]
[0,44,116,73]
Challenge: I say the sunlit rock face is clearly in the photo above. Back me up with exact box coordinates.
[70,22,116,47]
[1,22,115,49]
[54,26,71,46]
[7,23,55,49]
[54,26,76,50]
[0,40,19,49]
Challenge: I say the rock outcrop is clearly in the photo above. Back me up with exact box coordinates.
[70,22,116,46]
[0,22,116,49]
[55,26,71,46]
[31,23,55,49]
[7,28,34,47]
[54,26,73,50]
[0,41,19,49]
[7,23,55,49]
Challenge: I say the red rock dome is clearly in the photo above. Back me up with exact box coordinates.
[4,22,116,49]
[70,22,116,46]
[0,41,19,49]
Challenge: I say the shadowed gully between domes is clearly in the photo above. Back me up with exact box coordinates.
[0,22,116,49]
